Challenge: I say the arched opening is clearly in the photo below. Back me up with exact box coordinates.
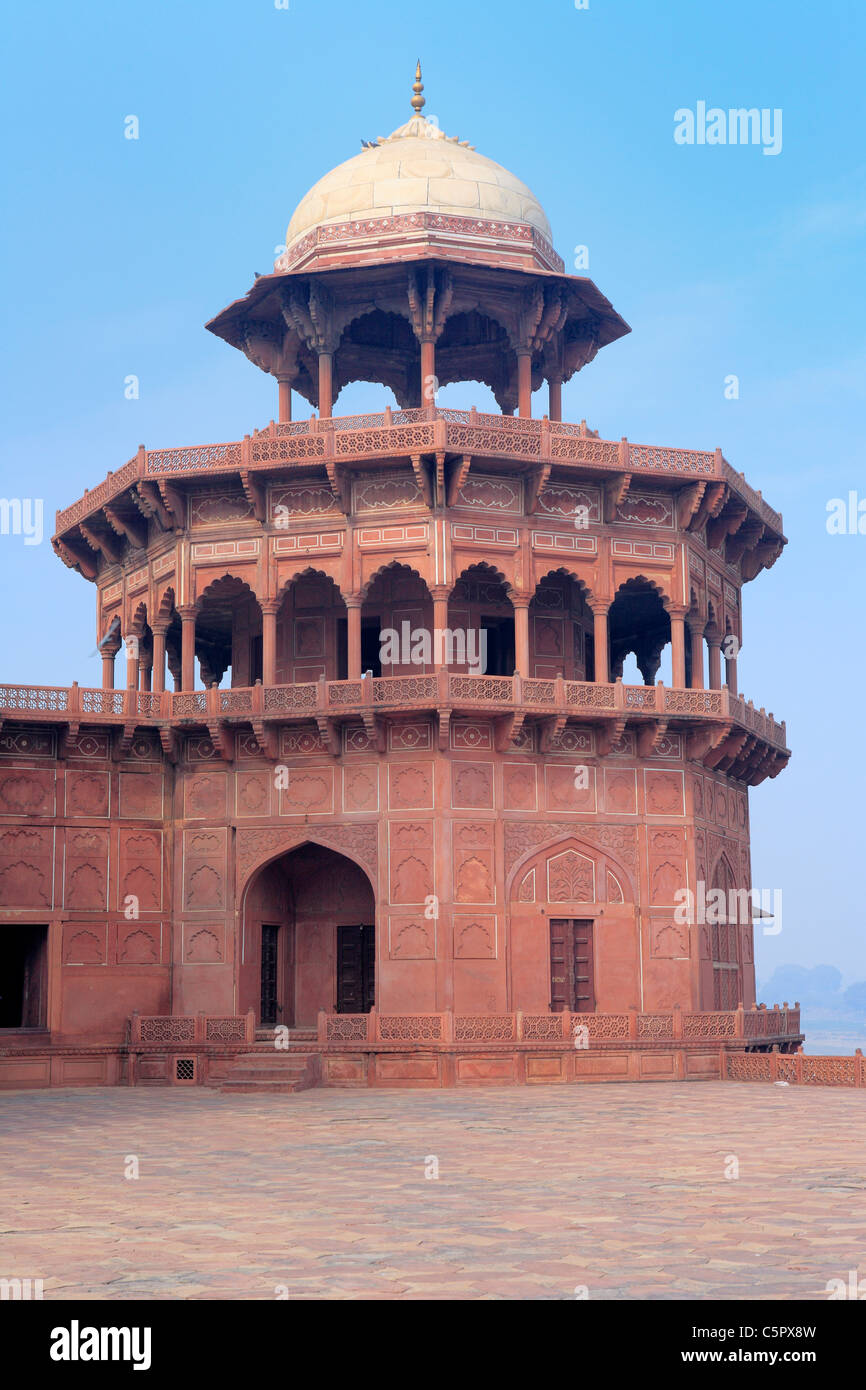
[361,563,433,676]
[508,833,635,1015]
[335,310,419,409]
[155,587,182,693]
[529,570,594,679]
[608,578,671,685]
[275,570,347,683]
[450,563,514,675]
[127,602,153,691]
[435,310,518,413]
[710,854,743,1011]
[195,575,261,689]
[241,843,376,1027]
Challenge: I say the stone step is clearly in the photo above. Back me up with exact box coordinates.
[221,1078,301,1094]
[254,1028,317,1043]
[220,1049,321,1095]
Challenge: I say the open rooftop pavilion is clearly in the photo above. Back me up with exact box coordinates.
[1,1081,863,1300]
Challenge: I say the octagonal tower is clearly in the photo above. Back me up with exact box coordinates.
[0,68,797,1090]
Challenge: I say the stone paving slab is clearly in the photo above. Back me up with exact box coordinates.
[0,1082,864,1300]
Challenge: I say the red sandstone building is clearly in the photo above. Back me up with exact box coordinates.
[0,71,800,1090]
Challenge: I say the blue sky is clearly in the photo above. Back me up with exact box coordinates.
[1,0,864,983]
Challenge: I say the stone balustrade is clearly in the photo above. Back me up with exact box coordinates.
[0,675,789,751]
[54,407,784,537]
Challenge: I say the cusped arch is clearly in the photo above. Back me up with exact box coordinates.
[532,565,598,608]
[452,558,515,597]
[611,573,671,607]
[128,600,148,637]
[278,565,345,599]
[194,571,261,610]
[155,586,176,622]
[361,559,433,601]
[507,831,636,906]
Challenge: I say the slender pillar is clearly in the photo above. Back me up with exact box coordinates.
[689,623,705,689]
[101,638,121,690]
[179,605,197,691]
[707,635,722,690]
[261,599,279,687]
[421,339,436,405]
[124,636,139,691]
[725,642,738,694]
[139,651,153,692]
[151,623,167,694]
[517,351,532,418]
[277,377,292,423]
[590,601,610,682]
[318,352,333,419]
[669,607,687,688]
[548,375,562,422]
[346,598,362,680]
[513,597,530,676]
[431,588,449,669]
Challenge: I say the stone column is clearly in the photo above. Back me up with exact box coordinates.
[590,601,610,682]
[517,351,532,419]
[277,377,292,423]
[421,339,436,406]
[431,588,449,669]
[261,598,279,687]
[318,352,333,419]
[548,375,562,422]
[151,623,168,694]
[124,636,139,691]
[707,634,722,690]
[138,643,153,692]
[101,636,121,690]
[511,596,530,676]
[724,640,738,694]
[179,605,197,691]
[346,598,362,680]
[668,606,687,688]
[689,622,705,689]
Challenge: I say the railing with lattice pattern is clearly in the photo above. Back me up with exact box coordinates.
[315,1005,802,1046]
[54,410,784,538]
[130,1012,255,1044]
[0,675,789,752]
[726,1051,864,1087]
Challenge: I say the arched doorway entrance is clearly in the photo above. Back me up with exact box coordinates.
[241,843,376,1027]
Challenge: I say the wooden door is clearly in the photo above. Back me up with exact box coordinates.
[337,925,375,1013]
[260,924,280,1027]
[572,919,595,1012]
[549,918,571,1012]
[549,918,595,1012]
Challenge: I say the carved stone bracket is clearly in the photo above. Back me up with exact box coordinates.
[158,724,179,764]
[315,714,341,757]
[603,473,631,522]
[251,719,279,761]
[239,469,266,522]
[597,716,627,756]
[538,713,567,753]
[206,720,234,762]
[635,718,668,758]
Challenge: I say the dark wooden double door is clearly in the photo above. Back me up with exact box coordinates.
[549,918,595,1013]
[260,921,375,1025]
[336,925,375,1014]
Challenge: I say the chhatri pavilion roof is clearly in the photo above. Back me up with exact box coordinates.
[276,63,560,274]
[285,82,552,252]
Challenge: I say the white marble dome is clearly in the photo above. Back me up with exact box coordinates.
[285,112,553,252]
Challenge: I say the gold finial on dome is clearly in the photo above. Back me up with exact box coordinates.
[411,59,425,116]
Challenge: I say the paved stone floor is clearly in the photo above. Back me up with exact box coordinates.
[1,1081,864,1300]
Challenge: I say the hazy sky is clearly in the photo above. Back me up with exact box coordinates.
[1,0,864,980]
